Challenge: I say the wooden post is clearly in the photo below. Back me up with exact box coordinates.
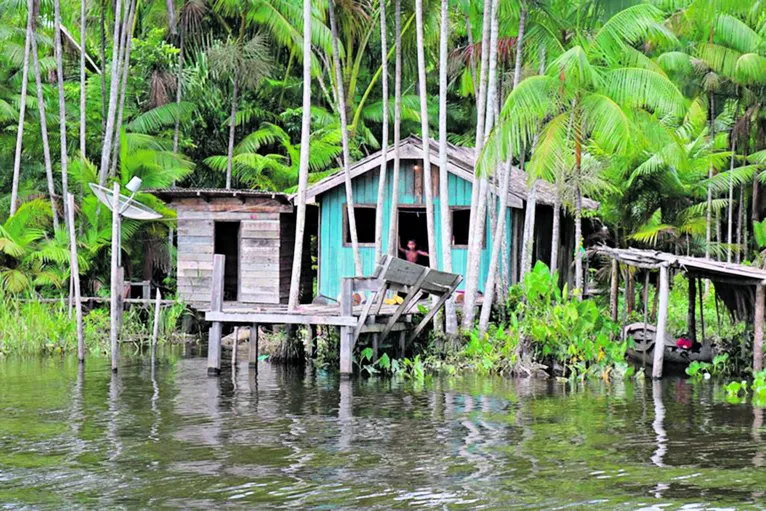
[110,181,121,373]
[399,331,406,358]
[116,267,125,330]
[67,194,84,362]
[610,260,619,322]
[232,326,239,370]
[151,288,161,352]
[698,278,707,349]
[249,323,259,370]
[309,324,317,359]
[207,254,225,376]
[653,264,670,379]
[754,283,765,372]
[687,276,696,343]
[372,333,379,360]
[340,278,354,376]
[142,281,150,301]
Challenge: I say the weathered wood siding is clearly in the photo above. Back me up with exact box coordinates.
[317,160,513,300]
[174,197,294,306]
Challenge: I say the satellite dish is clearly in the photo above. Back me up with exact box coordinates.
[89,182,163,220]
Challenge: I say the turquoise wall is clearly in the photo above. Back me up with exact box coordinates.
[317,160,513,300]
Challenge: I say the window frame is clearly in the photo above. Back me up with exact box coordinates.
[342,204,377,247]
[450,206,486,248]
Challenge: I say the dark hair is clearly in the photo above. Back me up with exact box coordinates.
[408,239,417,244]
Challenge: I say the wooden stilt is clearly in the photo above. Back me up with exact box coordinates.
[653,264,670,379]
[687,276,696,343]
[372,333,379,360]
[340,278,354,376]
[67,194,84,362]
[309,324,317,359]
[207,254,225,376]
[110,182,121,372]
[151,288,161,352]
[610,260,619,322]
[232,326,239,370]
[754,284,765,373]
[642,271,649,371]
[399,330,406,358]
[249,323,259,369]
[698,278,707,350]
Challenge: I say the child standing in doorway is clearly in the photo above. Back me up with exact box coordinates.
[398,237,429,264]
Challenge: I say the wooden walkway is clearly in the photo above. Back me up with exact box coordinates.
[204,255,462,376]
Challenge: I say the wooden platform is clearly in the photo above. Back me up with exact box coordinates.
[203,254,462,376]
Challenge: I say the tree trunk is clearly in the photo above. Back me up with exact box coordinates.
[461,0,495,330]
[386,0,403,257]
[99,0,125,186]
[67,194,84,361]
[100,0,107,136]
[687,275,696,343]
[166,0,177,35]
[10,3,33,217]
[173,20,186,154]
[374,0,389,262]
[727,138,736,263]
[574,188,583,295]
[288,0,312,310]
[737,184,744,264]
[438,0,457,334]
[706,95,714,261]
[53,0,70,220]
[464,12,477,93]
[520,180,537,277]
[329,0,362,275]
[550,196,560,275]
[79,0,87,157]
[30,31,59,229]
[609,260,618,322]
[109,0,137,179]
[225,72,239,189]
[414,0,436,272]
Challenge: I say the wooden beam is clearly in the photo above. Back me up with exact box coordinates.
[379,268,430,343]
[755,284,765,372]
[653,263,670,379]
[249,323,259,372]
[406,277,462,345]
[340,278,354,376]
[610,260,619,322]
[207,254,225,376]
[205,311,357,326]
[687,276,696,343]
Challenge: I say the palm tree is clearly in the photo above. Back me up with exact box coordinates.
[79,0,87,158]
[328,0,362,275]
[489,4,685,295]
[288,0,313,310]
[414,0,436,273]
[99,0,128,186]
[10,0,33,217]
[386,0,403,257]
[53,0,70,220]
[438,0,457,334]
[207,34,272,189]
[373,0,389,262]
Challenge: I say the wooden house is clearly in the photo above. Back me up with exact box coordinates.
[304,136,596,301]
[153,189,314,308]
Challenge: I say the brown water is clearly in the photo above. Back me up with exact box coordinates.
[2,350,766,509]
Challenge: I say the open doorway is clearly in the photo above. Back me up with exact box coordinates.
[214,221,240,301]
[397,208,430,266]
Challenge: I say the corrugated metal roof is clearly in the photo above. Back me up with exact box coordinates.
[150,188,291,203]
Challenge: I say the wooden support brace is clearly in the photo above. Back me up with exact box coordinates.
[379,268,430,343]
[755,284,765,373]
[207,254,225,376]
[406,277,462,345]
[340,278,354,376]
[249,323,259,372]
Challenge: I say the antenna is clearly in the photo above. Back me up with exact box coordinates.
[89,180,162,220]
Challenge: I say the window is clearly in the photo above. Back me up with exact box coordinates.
[452,209,471,246]
[344,206,376,245]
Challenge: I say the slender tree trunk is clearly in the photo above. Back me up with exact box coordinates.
[53,0,70,218]
[99,0,125,185]
[79,0,87,157]
[437,0,457,334]
[387,0,403,257]
[727,138,736,263]
[173,18,186,154]
[67,194,84,361]
[464,12,477,92]
[225,72,239,189]
[166,0,177,35]
[478,6,526,334]
[574,186,583,295]
[30,29,59,229]
[109,0,136,179]
[10,3,33,217]
[100,0,107,136]
[288,0,312,310]
[374,0,389,262]
[415,0,436,271]
[461,0,495,330]
[329,0,362,275]
[550,196,560,274]
[706,95,714,261]
[737,185,744,264]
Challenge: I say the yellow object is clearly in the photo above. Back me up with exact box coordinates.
[383,294,404,305]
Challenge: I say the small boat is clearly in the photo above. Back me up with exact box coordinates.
[622,322,713,366]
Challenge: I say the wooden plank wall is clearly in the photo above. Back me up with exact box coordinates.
[240,213,281,304]
[177,216,215,303]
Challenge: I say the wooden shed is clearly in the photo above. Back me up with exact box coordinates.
[153,189,314,308]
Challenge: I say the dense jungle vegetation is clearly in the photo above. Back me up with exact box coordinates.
[1,0,766,374]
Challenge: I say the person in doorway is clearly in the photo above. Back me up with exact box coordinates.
[399,237,429,264]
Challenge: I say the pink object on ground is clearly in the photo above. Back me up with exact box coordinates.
[676,337,692,350]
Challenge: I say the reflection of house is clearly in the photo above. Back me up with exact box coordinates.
[305,136,597,301]
[153,189,315,308]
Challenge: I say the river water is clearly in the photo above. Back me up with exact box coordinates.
[2,350,766,509]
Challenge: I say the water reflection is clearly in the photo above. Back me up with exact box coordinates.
[3,354,766,509]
